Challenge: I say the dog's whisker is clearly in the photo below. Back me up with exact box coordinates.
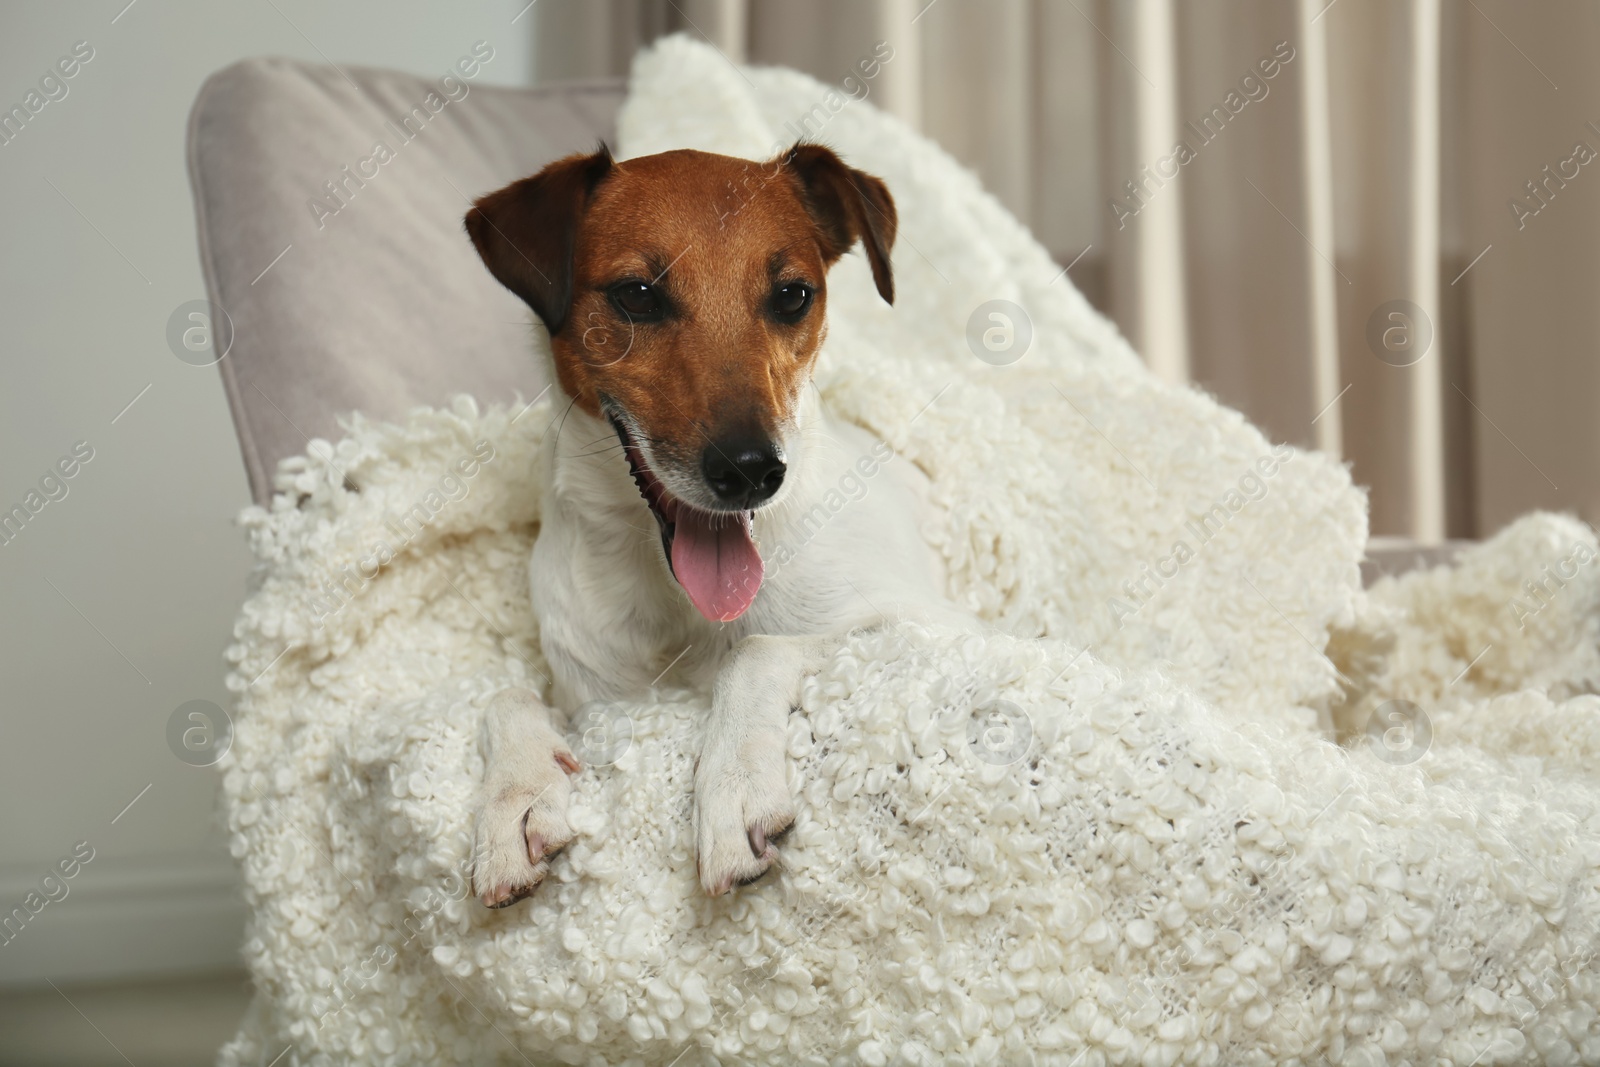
[579,429,623,450]
[548,394,581,454]
[634,430,673,450]
[572,443,630,461]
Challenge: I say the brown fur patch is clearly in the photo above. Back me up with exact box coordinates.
[467,146,895,474]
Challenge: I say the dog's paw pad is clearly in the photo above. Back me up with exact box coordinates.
[480,881,538,909]
[699,809,793,896]
[695,748,794,897]
[471,783,574,909]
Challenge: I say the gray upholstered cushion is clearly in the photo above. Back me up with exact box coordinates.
[187,58,623,504]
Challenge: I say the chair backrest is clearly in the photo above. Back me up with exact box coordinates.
[187,58,624,503]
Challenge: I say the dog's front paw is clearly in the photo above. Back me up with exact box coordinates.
[694,732,794,897]
[472,768,579,907]
[471,689,582,908]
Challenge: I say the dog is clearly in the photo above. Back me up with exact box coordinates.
[463,143,956,906]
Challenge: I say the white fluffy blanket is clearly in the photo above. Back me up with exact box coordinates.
[219,37,1600,1067]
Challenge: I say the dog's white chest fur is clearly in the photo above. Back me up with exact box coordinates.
[530,389,946,711]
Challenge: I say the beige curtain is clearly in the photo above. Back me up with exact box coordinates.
[535,0,1600,543]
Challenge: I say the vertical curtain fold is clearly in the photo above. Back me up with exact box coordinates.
[1298,0,1343,460]
[1098,0,1189,384]
[1406,0,1445,542]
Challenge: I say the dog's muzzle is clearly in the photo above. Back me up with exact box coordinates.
[609,415,765,622]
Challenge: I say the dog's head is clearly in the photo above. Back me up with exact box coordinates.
[466,145,896,621]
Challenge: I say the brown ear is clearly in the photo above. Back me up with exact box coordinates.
[464,145,614,335]
[781,144,897,305]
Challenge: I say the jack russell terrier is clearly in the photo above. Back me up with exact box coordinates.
[464,143,955,906]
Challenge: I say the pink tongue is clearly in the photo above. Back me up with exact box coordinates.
[670,510,764,622]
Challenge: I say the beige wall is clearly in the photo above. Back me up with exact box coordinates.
[0,1,532,985]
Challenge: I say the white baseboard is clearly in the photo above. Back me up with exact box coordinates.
[0,851,246,986]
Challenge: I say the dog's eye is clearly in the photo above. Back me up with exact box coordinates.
[609,282,665,321]
[772,283,812,322]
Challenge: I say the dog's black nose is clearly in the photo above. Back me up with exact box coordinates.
[702,439,785,506]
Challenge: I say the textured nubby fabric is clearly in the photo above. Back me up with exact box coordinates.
[218,37,1600,1067]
